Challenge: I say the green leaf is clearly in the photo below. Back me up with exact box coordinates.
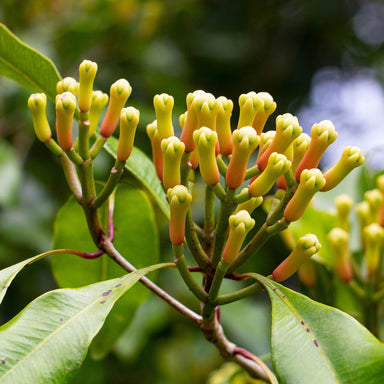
[0,23,61,100]
[104,136,169,218]
[52,184,159,358]
[0,263,171,384]
[253,274,384,384]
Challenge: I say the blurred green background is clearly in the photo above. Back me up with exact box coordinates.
[0,0,383,383]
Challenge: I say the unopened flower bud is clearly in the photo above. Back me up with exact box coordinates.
[365,189,383,224]
[180,90,205,152]
[56,77,79,95]
[335,194,353,231]
[237,92,263,129]
[147,121,163,180]
[356,201,370,247]
[376,175,384,226]
[192,92,217,130]
[256,131,275,166]
[252,92,277,135]
[257,113,302,171]
[168,185,192,245]
[216,96,233,156]
[298,259,317,287]
[154,93,174,140]
[249,153,291,197]
[327,228,352,283]
[89,91,109,136]
[161,136,185,190]
[193,127,220,185]
[78,60,98,112]
[28,93,51,142]
[321,146,364,191]
[295,120,337,180]
[364,223,384,278]
[222,210,255,263]
[284,169,326,222]
[273,234,321,282]
[117,107,139,161]
[100,79,132,138]
[55,92,77,150]
[226,127,259,189]
[291,133,310,173]
[235,188,263,215]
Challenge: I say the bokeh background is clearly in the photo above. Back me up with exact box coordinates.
[0,1,383,383]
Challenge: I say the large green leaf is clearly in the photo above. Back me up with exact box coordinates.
[0,23,61,100]
[52,184,159,358]
[0,263,171,384]
[104,136,169,218]
[253,274,384,384]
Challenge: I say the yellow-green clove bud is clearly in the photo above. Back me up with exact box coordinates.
[153,93,174,140]
[168,185,192,245]
[117,107,139,162]
[284,168,326,222]
[78,60,98,112]
[235,188,263,215]
[147,121,163,180]
[193,127,220,185]
[100,79,132,138]
[291,133,311,173]
[28,93,52,143]
[249,152,291,197]
[335,194,353,231]
[295,120,338,180]
[55,92,77,150]
[180,90,205,152]
[216,96,234,156]
[321,146,364,191]
[364,189,383,224]
[257,113,302,171]
[363,223,384,279]
[256,131,275,160]
[222,210,255,263]
[327,228,352,283]
[252,92,277,135]
[89,90,109,136]
[56,77,79,95]
[226,127,259,189]
[161,136,185,190]
[298,259,317,287]
[192,92,217,130]
[237,92,263,129]
[273,234,321,282]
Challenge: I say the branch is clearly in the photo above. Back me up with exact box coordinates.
[101,236,202,325]
[199,309,276,382]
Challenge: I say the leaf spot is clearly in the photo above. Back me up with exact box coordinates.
[314,339,319,347]
[100,300,106,304]
[59,318,63,322]
[301,320,305,325]
[115,284,122,288]
[1,358,6,364]
[306,328,310,333]
[102,290,112,297]
[2,286,8,290]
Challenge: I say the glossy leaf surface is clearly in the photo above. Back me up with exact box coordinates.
[0,264,171,384]
[0,23,61,100]
[253,274,384,384]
